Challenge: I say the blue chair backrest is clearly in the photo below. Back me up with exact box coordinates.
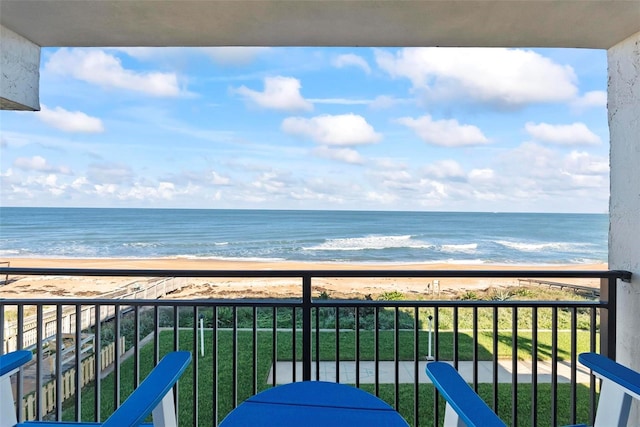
[425,362,507,427]
[102,351,191,427]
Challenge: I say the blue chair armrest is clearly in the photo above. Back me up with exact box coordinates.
[579,352,640,399]
[102,351,191,427]
[425,362,506,427]
[0,350,32,376]
[2,351,33,427]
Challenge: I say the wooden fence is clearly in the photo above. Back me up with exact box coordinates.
[3,276,186,352]
[517,278,600,297]
[0,261,9,285]
[21,337,125,421]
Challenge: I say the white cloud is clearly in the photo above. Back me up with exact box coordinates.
[234,76,313,112]
[94,181,188,202]
[290,187,331,202]
[365,191,398,204]
[199,47,270,65]
[87,163,134,185]
[369,95,411,110]
[499,142,559,179]
[468,168,495,184]
[498,142,609,195]
[376,48,577,108]
[114,47,164,60]
[90,181,200,202]
[525,122,601,145]
[564,173,606,189]
[45,48,183,97]
[423,160,466,181]
[332,54,372,74]
[250,171,290,194]
[95,184,118,196]
[396,115,489,147]
[373,158,408,170]
[308,98,370,105]
[282,114,382,146]
[210,171,231,185]
[71,176,91,190]
[313,146,364,164]
[564,151,608,175]
[126,182,177,200]
[37,105,104,133]
[116,47,269,65]
[376,170,413,183]
[369,96,396,110]
[572,90,607,111]
[13,156,71,174]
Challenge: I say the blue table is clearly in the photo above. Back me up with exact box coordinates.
[220,381,409,426]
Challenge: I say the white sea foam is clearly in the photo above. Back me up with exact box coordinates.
[303,235,432,251]
[0,249,21,256]
[438,258,486,265]
[189,255,286,262]
[439,243,478,254]
[495,240,589,252]
[124,242,159,248]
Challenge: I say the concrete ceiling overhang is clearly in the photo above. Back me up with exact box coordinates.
[1,0,639,49]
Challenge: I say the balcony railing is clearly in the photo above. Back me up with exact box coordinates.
[0,267,631,426]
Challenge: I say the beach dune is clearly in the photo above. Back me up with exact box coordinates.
[0,258,607,300]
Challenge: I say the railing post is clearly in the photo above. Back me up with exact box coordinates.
[302,274,312,381]
[600,276,617,360]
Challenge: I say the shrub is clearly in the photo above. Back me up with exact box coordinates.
[458,290,479,301]
[377,290,404,301]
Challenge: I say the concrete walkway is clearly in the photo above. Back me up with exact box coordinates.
[269,360,592,385]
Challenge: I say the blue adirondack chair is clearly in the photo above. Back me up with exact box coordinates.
[1,350,33,427]
[0,350,191,427]
[578,352,640,426]
[425,353,640,427]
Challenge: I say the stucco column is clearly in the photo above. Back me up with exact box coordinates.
[609,31,640,365]
[0,25,40,111]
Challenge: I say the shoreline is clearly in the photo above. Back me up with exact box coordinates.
[1,256,609,270]
[0,257,608,300]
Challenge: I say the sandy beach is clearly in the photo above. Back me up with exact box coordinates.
[0,258,607,300]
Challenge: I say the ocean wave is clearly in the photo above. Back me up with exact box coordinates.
[0,249,21,256]
[175,255,286,262]
[439,243,478,254]
[495,240,590,252]
[303,235,432,251]
[123,242,160,248]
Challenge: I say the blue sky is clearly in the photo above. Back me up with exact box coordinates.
[0,47,609,213]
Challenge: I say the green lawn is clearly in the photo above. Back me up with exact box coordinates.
[305,329,596,361]
[64,329,597,426]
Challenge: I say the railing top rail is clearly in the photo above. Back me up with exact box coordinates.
[0,267,631,280]
[0,297,605,308]
[0,298,305,307]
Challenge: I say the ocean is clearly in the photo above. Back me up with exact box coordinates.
[0,207,607,265]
